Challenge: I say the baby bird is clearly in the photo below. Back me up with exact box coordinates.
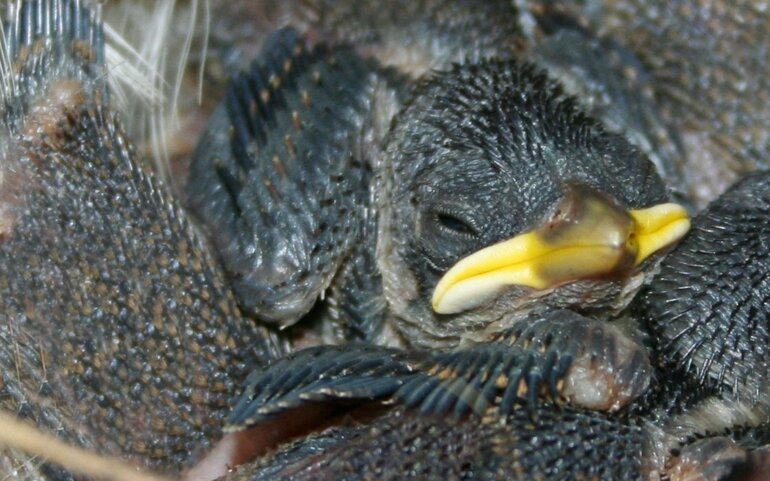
[0,0,769,480]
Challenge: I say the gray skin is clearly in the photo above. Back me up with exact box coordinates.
[1,1,770,481]
[186,27,665,426]
[187,29,669,349]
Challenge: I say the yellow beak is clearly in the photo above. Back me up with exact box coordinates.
[431,189,690,314]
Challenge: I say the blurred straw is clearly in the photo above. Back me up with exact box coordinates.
[0,411,172,481]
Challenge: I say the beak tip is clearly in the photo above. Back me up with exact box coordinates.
[632,205,691,266]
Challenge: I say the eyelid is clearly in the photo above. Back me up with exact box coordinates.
[432,207,479,237]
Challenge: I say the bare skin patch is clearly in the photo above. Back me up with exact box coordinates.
[21,79,89,149]
[744,447,770,481]
[666,437,747,481]
[561,322,651,411]
[0,79,90,241]
[186,403,390,481]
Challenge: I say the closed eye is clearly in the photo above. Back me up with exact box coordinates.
[436,212,476,237]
